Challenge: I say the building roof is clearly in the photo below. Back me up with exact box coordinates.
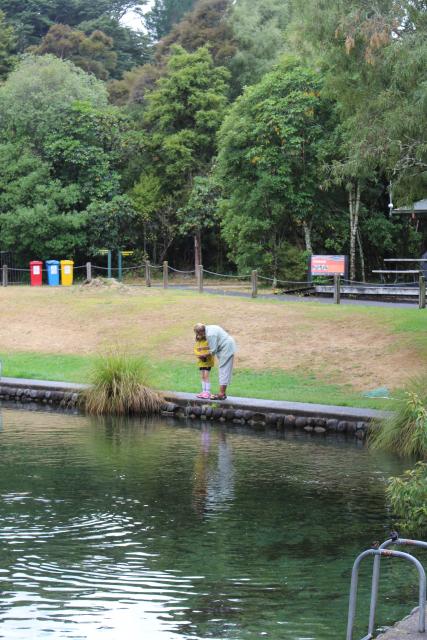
[392,198,427,214]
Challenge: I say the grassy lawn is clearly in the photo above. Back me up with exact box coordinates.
[0,285,425,409]
[0,351,394,409]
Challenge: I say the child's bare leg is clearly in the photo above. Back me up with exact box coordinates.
[202,369,211,395]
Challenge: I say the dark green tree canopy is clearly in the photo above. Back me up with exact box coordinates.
[0,0,145,49]
[144,0,197,40]
[216,58,332,273]
[144,45,230,192]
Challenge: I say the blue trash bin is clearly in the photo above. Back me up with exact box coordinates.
[45,260,60,286]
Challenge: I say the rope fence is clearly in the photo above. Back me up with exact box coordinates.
[0,259,425,307]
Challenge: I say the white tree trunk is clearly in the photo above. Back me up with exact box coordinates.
[349,181,361,281]
[302,220,313,254]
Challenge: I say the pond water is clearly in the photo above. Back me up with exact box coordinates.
[0,406,420,640]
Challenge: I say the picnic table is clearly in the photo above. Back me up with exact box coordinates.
[372,258,427,284]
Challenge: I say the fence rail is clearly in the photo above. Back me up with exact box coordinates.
[1,262,426,307]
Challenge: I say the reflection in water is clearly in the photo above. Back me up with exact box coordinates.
[192,427,234,518]
[0,406,420,640]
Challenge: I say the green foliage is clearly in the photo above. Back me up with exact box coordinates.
[78,16,152,77]
[177,175,220,235]
[127,46,229,260]
[31,24,118,80]
[155,0,236,67]
[0,10,16,79]
[0,55,108,148]
[386,462,427,536]
[0,206,87,261]
[123,63,162,105]
[216,58,332,274]
[144,0,197,40]
[144,46,229,193]
[0,141,85,261]
[0,56,134,261]
[369,377,427,458]
[42,101,123,205]
[288,0,427,202]
[85,195,139,252]
[0,0,143,49]
[84,352,163,416]
[229,0,290,95]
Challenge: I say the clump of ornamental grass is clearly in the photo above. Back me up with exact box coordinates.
[84,353,163,416]
[369,377,427,458]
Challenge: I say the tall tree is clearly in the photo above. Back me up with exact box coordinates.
[229,0,290,96]
[144,0,197,40]
[131,46,229,261]
[288,0,427,277]
[216,59,332,275]
[0,55,134,260]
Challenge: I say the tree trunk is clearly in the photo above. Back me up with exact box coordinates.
[194,229,202,275]
[356,228,366,283]
[302,220,313,254]
[349,181,361,281]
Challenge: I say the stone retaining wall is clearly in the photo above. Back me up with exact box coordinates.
[0,385,80,408]
[0,383,371,440]
[161,400,369,439]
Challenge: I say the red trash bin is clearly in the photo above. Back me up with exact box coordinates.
[30,260,43,286]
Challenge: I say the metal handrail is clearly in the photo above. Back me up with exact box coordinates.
[346,547,426,640]
[368,535,427,637]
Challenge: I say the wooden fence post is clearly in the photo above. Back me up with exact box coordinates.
[198,264,204,293]
[251,269,258,298]
[333,274,341,304]
[2,264,8,287]
[419,274,426,309]
[145,260,151,287]
[163,261,168,289]
[86,261,92,282]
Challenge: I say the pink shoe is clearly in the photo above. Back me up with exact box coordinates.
[196,392,211,399]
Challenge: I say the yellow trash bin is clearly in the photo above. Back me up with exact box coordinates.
[60,260,74,286]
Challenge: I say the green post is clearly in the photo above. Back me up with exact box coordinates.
[107,250,112,279]
[118,251,122,281]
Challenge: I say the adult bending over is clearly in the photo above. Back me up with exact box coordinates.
[194,324,236,400]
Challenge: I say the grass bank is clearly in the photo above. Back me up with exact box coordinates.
[0,286,426,409]
[0,351,395,409]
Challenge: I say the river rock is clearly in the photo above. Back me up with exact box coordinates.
[314,426,326,434]
[326,419,338,431]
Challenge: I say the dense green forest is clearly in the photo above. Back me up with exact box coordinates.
[0,0,426,280]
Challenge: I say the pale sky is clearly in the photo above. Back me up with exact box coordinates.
[121,2,154,31]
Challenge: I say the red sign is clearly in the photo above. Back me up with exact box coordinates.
[311,255,346,276]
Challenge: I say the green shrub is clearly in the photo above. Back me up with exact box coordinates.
[369,377,427,458]
[386,462,427,536]
[84,352,163,416]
